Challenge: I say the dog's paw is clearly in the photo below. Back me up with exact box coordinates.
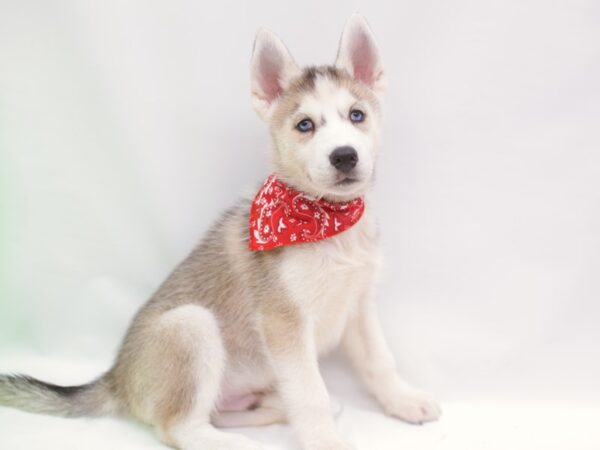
[382,389,441,425]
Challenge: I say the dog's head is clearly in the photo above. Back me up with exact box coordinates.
[250,15,385,202]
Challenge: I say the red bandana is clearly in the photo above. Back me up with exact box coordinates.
[249,175,365,251]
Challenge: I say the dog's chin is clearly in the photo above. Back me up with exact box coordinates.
[299,169,371,202]
[321,176,369,201]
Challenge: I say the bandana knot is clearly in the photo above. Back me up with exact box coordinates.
[249,175,365,251]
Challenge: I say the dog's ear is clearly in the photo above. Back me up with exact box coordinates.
[251,28,301,120]
[335,14,385,94]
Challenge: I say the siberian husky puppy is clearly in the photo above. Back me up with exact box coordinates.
[0,14,440,450]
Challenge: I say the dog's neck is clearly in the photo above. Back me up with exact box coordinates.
[270,170,370,204]
[249,174,366,251]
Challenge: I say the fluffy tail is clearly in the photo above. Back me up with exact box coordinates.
[0,373,116,417]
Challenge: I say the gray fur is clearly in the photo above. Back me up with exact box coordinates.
[0,373,113,417]
[0,200,287,424]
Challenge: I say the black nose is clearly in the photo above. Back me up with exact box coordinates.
[329,146,358,173]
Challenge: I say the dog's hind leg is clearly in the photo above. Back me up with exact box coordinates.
[136,304,263,450]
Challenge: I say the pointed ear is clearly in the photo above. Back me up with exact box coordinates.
[250,28,301,120]
[335,14,385,93]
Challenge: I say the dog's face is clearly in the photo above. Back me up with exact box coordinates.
[250,15,385,201]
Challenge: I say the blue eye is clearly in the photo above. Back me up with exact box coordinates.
[349,109,365,123]
[296,118,314,132]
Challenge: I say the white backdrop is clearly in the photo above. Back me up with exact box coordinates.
[1,1,599,449]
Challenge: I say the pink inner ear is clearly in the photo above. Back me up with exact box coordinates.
[258,46,284,102]
[351,30,377,87]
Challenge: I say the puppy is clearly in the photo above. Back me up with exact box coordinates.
[0,14,440,450]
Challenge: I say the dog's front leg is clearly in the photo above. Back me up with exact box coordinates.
[263,305,352,450]
[342,292,442,424]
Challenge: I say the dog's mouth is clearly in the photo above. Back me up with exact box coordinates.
[335,177,359,186]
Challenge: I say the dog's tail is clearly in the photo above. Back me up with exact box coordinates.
[0,373,116,417]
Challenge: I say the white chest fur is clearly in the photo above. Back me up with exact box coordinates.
[278,208,380,355]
